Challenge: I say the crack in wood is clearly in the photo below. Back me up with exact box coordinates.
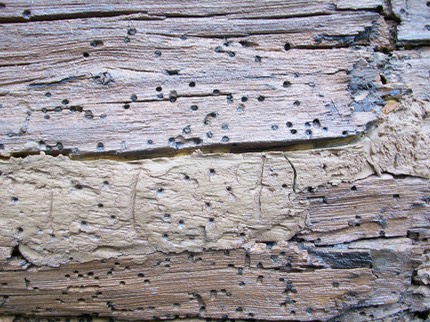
[0,11,146,24]
[49,190,54,236]
[28,75,87,88]
[256,155,266,221]
[283,154,297,194]
[130,170,141,232]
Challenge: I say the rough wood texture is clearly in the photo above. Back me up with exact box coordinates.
[0,0,394,157]
[0,244,394,320]
[0,152,305,265]
[0,1,385,21]
[0,1,430,321]
[298,175,430,244]
[1,154,428,267]
[392,0,430,45]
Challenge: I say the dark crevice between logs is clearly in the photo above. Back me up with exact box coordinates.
[0,10,148,24]
[1,129,368,162]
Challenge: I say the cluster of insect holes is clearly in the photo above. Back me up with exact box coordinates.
[159,167,233,241]
[76,29,334,150]
[52,249,293,319]
[18,26,348,153]
[306,184,402,238]
[71,174,219,243]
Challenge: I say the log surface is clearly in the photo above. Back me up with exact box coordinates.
[0,1,429,321]
[0,0,394,157]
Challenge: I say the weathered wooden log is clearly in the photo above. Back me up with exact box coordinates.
[0,1,429,321]
[0,0,395,157]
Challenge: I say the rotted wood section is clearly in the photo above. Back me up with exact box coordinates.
[0,0,430,321]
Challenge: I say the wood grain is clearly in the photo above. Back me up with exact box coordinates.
[0,239,423,321]
[298,174,430,244]
[0,2,393,157]
[0,1,429,321]
[0,0,385,21]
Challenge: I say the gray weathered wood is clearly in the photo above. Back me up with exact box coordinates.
[0,0,385,21]
[392,0,430,45]
[0,5,393,157]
